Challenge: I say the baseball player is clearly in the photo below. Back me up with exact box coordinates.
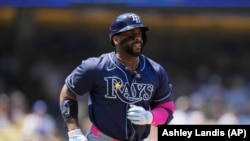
[59,13,175,141]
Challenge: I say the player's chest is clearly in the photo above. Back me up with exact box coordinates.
[94,70,157,103]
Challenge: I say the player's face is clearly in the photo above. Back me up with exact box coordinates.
[117,28,143,56]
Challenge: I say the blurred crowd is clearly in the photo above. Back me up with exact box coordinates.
[0,92,62,141]
[171,73,250,125]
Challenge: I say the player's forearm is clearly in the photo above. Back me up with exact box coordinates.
[151,101,174,126]
[60,84,80,131]
[60,98,80,131]
[65,118,81,131]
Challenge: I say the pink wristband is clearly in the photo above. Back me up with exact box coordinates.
[151,101,174,126]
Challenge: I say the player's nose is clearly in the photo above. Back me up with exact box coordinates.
[134,34,142,41]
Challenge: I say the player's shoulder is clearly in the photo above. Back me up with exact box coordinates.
[83,52,111,63]
[142,55,165,70]
[142,55,170,79]
[79,52,113,70]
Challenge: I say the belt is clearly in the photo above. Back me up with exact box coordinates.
[91,125,119,141]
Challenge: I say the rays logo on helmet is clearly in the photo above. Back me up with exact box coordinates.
[129,14,141,23]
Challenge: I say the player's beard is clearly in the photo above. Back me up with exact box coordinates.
[119,37,143,57]
[125,43,142,56]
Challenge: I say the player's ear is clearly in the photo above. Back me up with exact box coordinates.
[113,35,119,46]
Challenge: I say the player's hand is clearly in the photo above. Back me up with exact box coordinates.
[68,128,88,141]
[127,105,153,125]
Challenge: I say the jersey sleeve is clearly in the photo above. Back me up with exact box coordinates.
[152,66,173,106]
[65,59,96,96]
[150,66,174,125]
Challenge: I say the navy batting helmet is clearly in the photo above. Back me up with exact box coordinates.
[109,13,149,47]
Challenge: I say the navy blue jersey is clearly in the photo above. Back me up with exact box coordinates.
[65,51,173,140]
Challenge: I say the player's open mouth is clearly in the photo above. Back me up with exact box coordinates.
[133,43,141,48]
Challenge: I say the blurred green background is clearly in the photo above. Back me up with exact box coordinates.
[0,2,250,141]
